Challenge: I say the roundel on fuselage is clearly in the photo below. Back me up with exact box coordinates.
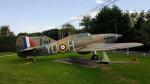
[59,44,67,50]
[57,42,68,53]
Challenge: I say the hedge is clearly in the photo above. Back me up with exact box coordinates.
[0,36,17,52]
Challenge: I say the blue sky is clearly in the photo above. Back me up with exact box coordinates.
[0,0,150,35]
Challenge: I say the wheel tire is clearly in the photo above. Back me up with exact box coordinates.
[91,55,99,60]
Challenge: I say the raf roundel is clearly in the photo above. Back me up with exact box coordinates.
[60,44,66,50]
[59,44,67,51]
[58,42,68,52]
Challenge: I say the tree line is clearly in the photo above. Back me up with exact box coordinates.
[18,23,84,40]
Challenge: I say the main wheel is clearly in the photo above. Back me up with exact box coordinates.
[91,55,99,60]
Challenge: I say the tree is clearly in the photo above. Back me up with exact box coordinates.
[28,32,42,36]
[129,11,139,27]
[146,10,150,20]
[136,18,150,51]
[141,19,150,45]
[80,5,132,42]
[42,29,60,40]
[0,25,15,36]
[134,11,146,30]
[80,16,93,33]
[60,23,76,38]
[17,33,29,36]
[130,11,147,43]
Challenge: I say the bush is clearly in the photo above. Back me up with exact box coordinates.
[0,36,17,52]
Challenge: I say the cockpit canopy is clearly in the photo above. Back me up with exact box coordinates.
[76,33,91,38]
[104,34,122,43]
[71,33,93,47]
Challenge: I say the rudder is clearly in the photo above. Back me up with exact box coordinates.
[16,36,37,51]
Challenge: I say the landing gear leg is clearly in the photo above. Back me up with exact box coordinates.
[91,51,99,60]
[27,56,36,63]
[99,51,110,64]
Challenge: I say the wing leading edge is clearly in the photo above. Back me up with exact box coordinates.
[77,43,143,52]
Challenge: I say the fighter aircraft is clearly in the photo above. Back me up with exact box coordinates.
[16,33,143,63]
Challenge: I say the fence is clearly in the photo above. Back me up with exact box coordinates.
[108,50,150,56]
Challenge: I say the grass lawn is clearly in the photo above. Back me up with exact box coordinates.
[0,52,150,84]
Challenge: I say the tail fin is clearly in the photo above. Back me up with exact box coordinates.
[16,36,38,51]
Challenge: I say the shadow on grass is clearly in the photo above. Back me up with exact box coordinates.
[7,52,92,65]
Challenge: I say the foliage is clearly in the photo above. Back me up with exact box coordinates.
[17,32,28,36]
[28,32,42,36]
[60,23,77,38]
[130,11,150,51]
[80,16,93,33]
[141,19,150,44]
[17,32,42,37]
[42,23,79,40]
[0,25,15,36]
[0,36,17,52]
[42,29,60,40]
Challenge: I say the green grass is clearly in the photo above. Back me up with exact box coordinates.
[0,52,150,84]
[0,52,16,56]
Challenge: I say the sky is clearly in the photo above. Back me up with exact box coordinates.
[0,0,150,35]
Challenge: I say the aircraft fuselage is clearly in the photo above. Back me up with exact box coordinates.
[17,33,121,58]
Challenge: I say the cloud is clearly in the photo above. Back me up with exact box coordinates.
[96,0,105,4]
[122,10,148,14]
[69,0,106,21]
[89,10,99,18]
[69,16,83,21]
[69,10,99,21]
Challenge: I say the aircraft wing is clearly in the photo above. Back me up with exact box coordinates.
[77,43,143,52]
